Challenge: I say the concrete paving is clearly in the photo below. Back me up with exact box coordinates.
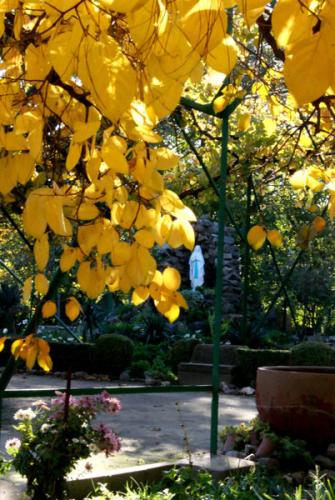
[0,373,256,488]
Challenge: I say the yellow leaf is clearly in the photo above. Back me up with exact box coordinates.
[112,242,132,265]
[247,225,266,251]
[38,338,50,355]
[132,286,149,306]
[11,338,24,359]
[290,170,307,190]
[236,0,268,27]
[101,142,129,175]
[99,0,149,12]
[306,175,323,193]
[78,35,136,123]
[26,344,38,371]
[65,297,82,321]
[34,233,49,271]
[25,43,51,82]
[38,353,53,372]
[16,154,35,185]
[312,216,326,233]
[42,300,57,318]
[35,273,49,295]
[238,113,251,132]
[284,31,331,106]
[163,267,181,292]
[155,148,180,170]
[23,276,33,303]
[179,219,195,251]
[66,142,82,171]
[60,246,78,272]
[174,291,188,310]
[23,188,49,238]
[72,121,100,143]
[206,36,238,75]
[263,118,276,136]
[0,336,7,353]
[272,0,314,49]
[77,203,100,221]
[267,229,283,248]
[213,95,229,114]
[163,303,180,323]
[329,195,335,222]
[135,229,155,248]
[45,196,72,237]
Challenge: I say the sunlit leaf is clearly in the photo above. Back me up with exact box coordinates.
[247,225,266,251]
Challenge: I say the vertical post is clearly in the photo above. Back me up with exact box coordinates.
[210,114,229,456]
[241,174,252,337]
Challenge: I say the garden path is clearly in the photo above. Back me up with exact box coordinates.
[0,373,256,491]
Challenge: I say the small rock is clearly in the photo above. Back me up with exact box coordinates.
[327,444,335,459]
[152,427,161,432]
[145,377,161,386]
[220,382,229,393]
[226,451,245,458]
[119,371,130,382]
[315,455,335,469]
[244,445,257,455]
[220,382,240,395]
[240,386,255,396]
[283,474,294,485]
[258,457,280,470]
[290,471,306,484]
[244,454,256,462]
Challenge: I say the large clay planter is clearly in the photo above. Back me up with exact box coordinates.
[256,366,335,444]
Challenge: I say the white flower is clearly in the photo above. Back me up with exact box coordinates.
[41,423,51,433]
[14,408,36,421]
[5,438,21,451]
[2,328,8,334]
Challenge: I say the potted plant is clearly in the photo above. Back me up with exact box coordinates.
[5,391,122,499]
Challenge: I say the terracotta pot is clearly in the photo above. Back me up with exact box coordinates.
[256,366,335,444]
[255,436,275,458]
[223,434,236,452]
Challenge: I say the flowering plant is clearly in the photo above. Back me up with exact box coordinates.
[6,391,121,500]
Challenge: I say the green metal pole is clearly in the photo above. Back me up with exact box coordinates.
[210,114,229,456]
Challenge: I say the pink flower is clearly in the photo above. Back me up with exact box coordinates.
[96,391,121,414]
[95,423,121,456]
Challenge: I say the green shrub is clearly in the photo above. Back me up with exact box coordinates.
[233,348,291,387]
[132,342,167,363]
[291,342,335,366]
[148,357,177,382]
[129,360,151,378]
[166,338,200,373]
[94,334,134,376]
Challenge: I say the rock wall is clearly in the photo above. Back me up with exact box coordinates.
[157,215,241,318]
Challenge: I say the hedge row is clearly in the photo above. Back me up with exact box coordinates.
[0,334,134,376]
[0,338,334,385]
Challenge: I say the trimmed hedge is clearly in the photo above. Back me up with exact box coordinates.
[291,342,335,366]
[232,347,291,386]
[94,334,134,376]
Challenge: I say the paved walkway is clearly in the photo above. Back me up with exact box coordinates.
[0,374,256,487]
